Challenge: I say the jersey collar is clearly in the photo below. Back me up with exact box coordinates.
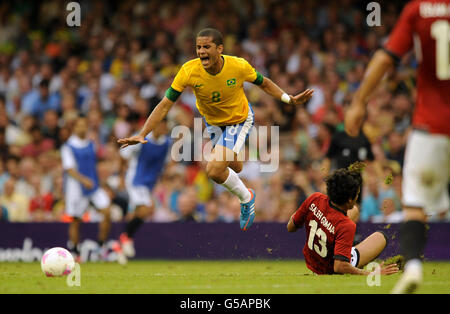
[328,200,348,216]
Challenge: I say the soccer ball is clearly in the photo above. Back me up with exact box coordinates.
[41,247,75,277]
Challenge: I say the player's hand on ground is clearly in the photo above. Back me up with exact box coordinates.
[379,261,400,275]
[344,99,366,137]
[117,135,148,148]
[289,89,314,106]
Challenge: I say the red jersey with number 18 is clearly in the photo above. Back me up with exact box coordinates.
[292,192,356,275]
[384,0,450,136]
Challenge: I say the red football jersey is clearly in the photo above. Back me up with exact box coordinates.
[384,0,450,135]
[292,192,356,275]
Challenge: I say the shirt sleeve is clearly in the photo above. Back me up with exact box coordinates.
[166,64,190,101]
[61,144,76,170]
[383,1,417,60]
[241,58,263,85]
[334,220,356,262]
[292,193,319,227]
[170,64,189,92]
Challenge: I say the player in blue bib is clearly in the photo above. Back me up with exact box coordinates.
[112,119,171,264]
[61,116,112,261]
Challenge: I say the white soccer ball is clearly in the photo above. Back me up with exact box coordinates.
[41,247,75,277]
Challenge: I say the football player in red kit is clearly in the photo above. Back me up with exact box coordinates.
[345,0,450,293]
[287,163,399,276]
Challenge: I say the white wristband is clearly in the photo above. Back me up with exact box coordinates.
[281,93,291,104]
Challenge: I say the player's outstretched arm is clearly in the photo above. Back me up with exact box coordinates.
[258,76,314,106]
[345,49,394,137]
[117,96,174,148]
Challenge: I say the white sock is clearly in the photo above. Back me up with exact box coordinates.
[404,259,423,273]
[222,168,252,203]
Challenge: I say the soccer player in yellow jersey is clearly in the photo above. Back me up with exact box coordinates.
[118,28,313,230]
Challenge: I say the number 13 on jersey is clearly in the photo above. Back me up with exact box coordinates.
[307,220,328,258]
[431,20,450,80]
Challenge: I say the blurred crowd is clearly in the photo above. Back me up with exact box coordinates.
[0,0,448,224]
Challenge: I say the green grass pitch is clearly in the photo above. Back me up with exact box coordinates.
[1,260,449,294]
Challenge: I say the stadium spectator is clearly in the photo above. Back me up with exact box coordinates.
[37,150,60,195]
[204,198,224,222]
[312,86,344,126]
[0,205,8,222]
[0,177,30,222]
[28,174,54,222]
[41,109,61,147]
[384,131,406,168]
[27,79,61,119]
[21,125,55,158]
[0,127,8,163]
[218,191,241,223]
[360,174,383,222]
[15,156,38,199]
[0,159,8,193]
[177,187,204,222]
[391,93,412,134]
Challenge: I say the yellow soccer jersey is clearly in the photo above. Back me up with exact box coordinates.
[165,55,263,126]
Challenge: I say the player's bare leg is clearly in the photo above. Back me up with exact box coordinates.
[206,145,250,200]
[228,159,243,174]
[206,145,255,230]
[96,207,111,260]
[68,218,81,246]
[113,204,154,265]
[391,207,427,294]
[206,158,231,184]
[98,207,111,243]
[354,231,388,268]
[124,204,153,257]
[68,217,81,261]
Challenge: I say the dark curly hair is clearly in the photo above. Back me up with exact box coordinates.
[324,162,365,206]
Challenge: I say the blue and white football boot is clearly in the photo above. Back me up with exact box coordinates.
[240,189,256,231]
